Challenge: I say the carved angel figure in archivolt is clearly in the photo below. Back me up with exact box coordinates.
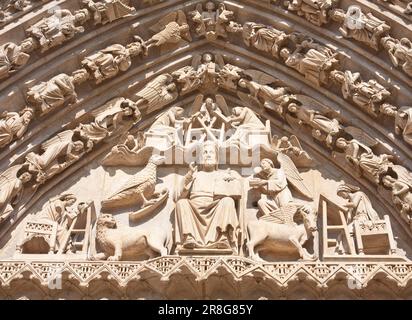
[330,70,390,116]
[0,38,36,79]
[247,155,317,261]
[25,130,92,183]
[26,9,90,52]
[82,0,136,25]
[0,108,34,149]
[77,97,141,144]
[286,0,339,26]
[172,53,226,94]
[335,127,393,184]
[280,37,339,86]
[0,164,33,224]
[237,69,295,116]
[190,2,242,40]
[382,105,412,146]
[81,36,147,84]
[286,101,342,147]
[133,74,178,114]
[332,5,391,50]
[26,69,89,115]
[242,22,289,58]
[382,166,412,225]
[145,10,191,52]
[382,36,412,78]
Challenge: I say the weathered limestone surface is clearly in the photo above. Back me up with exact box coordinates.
[1,0,412,300]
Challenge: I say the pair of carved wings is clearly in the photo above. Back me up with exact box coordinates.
[277,152,313,200]
[150,10,192,42]
[191,94,230,117]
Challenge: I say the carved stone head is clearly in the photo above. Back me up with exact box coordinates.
[382,175,396,189]
[330,8,345,22]
[335,137,348,150]
[97,213,117,229]
[72,141,85,153]
[202,53,214,63]
[18,171,32,184]
[337,183,360,199]
[260,158,274,174]
[53,194,77,208]
[71,68,90,85]
[279,48,290,61]
[205,1,215,11]
[21,108,34,123]
[200,141,218,170]
[20,37,37,53]
[74,9,90,25]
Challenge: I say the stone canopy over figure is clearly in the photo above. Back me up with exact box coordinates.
[174,141,242,253]
[26,9,90,52]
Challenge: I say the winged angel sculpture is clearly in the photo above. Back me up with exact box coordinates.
[133,74,178,114]
[247,154,318,261]
[335,126,393,184]
[77,97,141,144]
[145,10,191,52]
[25,130,92,182]
[237,69,295,116]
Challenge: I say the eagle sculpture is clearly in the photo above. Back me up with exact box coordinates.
[101,154,165,210]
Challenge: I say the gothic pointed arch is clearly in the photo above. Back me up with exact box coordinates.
[1,0,412,300]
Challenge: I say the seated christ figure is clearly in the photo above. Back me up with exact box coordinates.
[174,141,241,253]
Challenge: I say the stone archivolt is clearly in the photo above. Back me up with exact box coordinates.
[0,0,412,299]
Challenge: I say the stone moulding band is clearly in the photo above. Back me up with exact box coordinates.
[1,256,412,288]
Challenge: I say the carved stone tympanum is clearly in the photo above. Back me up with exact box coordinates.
[1,0,412,301]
